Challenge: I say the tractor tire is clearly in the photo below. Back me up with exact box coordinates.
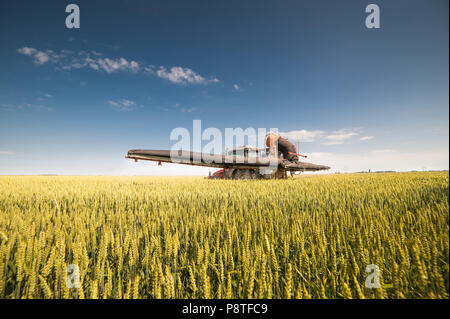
[232,169,256,180]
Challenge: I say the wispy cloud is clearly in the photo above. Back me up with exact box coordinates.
[1,103,52,112]
[17,47,73,65]
[180,106,197,113]
[233,84,241,91]
[33,105,53,111]
[92,57,139,73]
[323,129,359,145]
[36,93,53,101]
[17,47,49,64]
[280,128,365,145]
[279,130,325,142]
[17,46,219,85]
[370,149,396,155]
[156,66,218,85]
[108,99,136,111]
[360,136,374,141]
[0,151,16,155]
[60,53,140,73]
[144,65,156,73]
[304,149,449,172]
[0,103,18,110]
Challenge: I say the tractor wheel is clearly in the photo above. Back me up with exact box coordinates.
[232,169,256,180]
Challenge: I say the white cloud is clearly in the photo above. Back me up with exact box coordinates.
[95,57,140,73]
[60,55,140,74]
[83,57,99,70]
[17,47,36,56]
[44,93,53,98]
[279,130,326,142]
[233,84,241,91]
[17,47,73,65]
[129,61,139,72]
[18,47,50,64]
[305,149,449,172]
[121,99,135,107]
[144,65,156,73]
[34,51,49,64]
[280,128,371,145]
[18,47,220,85]
[157,66,206,84]
[18,47,139,73]
[108,99,136,111]
[323,129,359,145]
[0,151,15,155]
[308,152,334,157]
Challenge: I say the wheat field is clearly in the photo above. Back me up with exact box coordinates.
[0,172,448,299]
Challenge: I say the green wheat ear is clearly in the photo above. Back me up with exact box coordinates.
[0,231,7,242]
[0,173,447,299]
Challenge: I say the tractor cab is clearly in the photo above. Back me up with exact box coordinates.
[226,145,265,158]
[206,146,273,179]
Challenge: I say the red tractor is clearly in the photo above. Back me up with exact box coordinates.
[206,168,230,179]
[127,144,330,180]
[205,146,270,179]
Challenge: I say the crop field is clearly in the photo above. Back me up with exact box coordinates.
[0,172,448,299]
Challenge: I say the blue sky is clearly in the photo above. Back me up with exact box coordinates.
[0,0,448,175]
